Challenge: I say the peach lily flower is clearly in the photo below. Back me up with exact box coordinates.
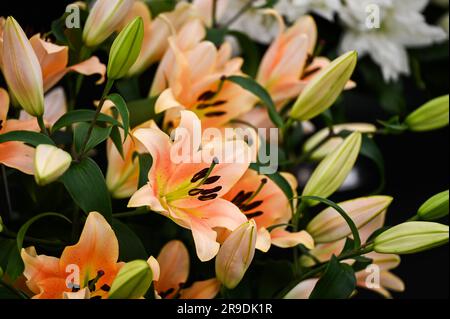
[0,88,39,174]
[150,19,257,129]
[128,110,250,261]
[151,240,220,299]
[301,212,404,298]
[121,1,203,76]
[21,212,124,299]
[29,34,106,92]
[222,169,314,252]
[256,13,355,109]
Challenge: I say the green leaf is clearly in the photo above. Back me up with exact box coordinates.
[0,131,55,147]
[227,75,284,128]
[309,255,356,299]
[112,219,147,261]
[146,0,176,16]
[106,93,130,140]
[360,135,385,194]
[73,122,112,153]
[16,213,71,252]
[339,237,355,256]
[128,97,157,128]
[206,28,227,47]
[138,153,152,188]
[228,31,261,78]
[110,125,125,158]
[60,158,112,222]
[52,110,122,133]
[351,256,373,272]
[0,239,23,282]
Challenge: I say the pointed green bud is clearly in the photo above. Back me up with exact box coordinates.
[291,51,357,121]
[418,190,449,221]
[107,17,144,80]
[302,132,362,206]
[108,260,153,299]
[374,222,449,254]
[405,95,449,132]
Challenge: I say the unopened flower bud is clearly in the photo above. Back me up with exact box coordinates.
[2,17,44,117]
[82,0,134,47]
[291,51,357,121]
[34,144,72,186]
[108,260,153,299]
[215,220,257,289]
[374,222,449,254]
[302,132,362,206]
[418,190,449,221]
[107,17,144,80]
[307,196,393,243]
[405,95,449,132]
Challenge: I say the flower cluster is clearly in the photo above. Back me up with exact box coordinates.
[0,0,448,300]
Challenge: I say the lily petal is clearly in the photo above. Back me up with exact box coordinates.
[179,278,220,299]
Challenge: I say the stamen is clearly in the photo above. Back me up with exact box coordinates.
[188,188,204,196]
[87,270,105,292]
[242,178,268,206]
[301,66,321,79]
[0,120,3,130]
[198,194,218,201]
[201,186,222,195]
[231,191,253,206]
[204,111,227,117]
[196,100,227,110]
[71,286,80,293]
[191,168,209,183]
[197,90,216,101]
[203,176,221,184]
[245,211,264,219]
[242,200,263,212]
[159,287,175,299]
[100,284,111,292]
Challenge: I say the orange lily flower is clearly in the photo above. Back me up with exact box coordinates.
[106,120,157,199]
[128,110,250,261]
[150,19,257,129]
[29,34,106,92]
[256,13,355,109]
[301,212,404,298]
[121,1,203,76]
[0,88,39,174]
[21,212,124,299]
[222,169,314,252]
[151,240,220,299]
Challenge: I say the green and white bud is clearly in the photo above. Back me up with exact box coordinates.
[34,144,72,186]
[418,190,449,221]
[405,95,449,132]
[108,260,153,299]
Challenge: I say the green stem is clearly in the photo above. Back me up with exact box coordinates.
[407,214,420,221]
[212,0,218,28]
[0,280,29,299]
[78,78,114,158]
[223,0,255,27]
[37,115,49,136]
[1,229,66,247]
[1,165,12,218]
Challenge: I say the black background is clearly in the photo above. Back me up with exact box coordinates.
[0,0,448,299]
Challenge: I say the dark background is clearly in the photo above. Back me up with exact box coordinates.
[0,1,448,299]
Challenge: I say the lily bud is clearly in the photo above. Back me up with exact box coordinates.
[418,190,449,221]
[2,17,44,117]
[302,132,362,206]
[107,17,144,80]
[307,196,393,243]
[109,260,153,299]
[303,123,376,160]
[405,95,449,132]
[83,0,134,47]
[215,220,257,289]
[34,144,72,186]
[374,222,449,254]
[291,51,357,121]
